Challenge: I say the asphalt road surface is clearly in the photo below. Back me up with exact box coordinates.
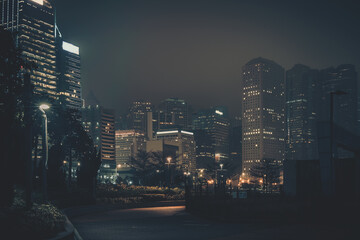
[69,204,359,240]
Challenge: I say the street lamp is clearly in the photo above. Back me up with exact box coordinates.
[39,103,50,202]
[166,156,172,187]
[329,90,347,195]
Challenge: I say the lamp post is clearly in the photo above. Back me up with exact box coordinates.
[39,104,50,202]
[329,90,347,195]
[166,156,172,187]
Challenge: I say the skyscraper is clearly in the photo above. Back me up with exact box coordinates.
[193,106,230,163]
[241,57,285,177]
[157,98,190,130]
[319,65,358,133]
[1,0,57,97]
[128,100,153,137]
[286,64,319,161]
[193,129,214,169]
[56,35,82,111]
[82,105,116,182]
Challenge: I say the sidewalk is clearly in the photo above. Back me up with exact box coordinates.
[63,200,185,219]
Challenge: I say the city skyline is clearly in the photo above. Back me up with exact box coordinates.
[55,0,360,116]
[1,1,360,239]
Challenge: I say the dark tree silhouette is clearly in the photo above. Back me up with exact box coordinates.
[131,150,156,185]
[0,27,33,207]
[249,158,281,192]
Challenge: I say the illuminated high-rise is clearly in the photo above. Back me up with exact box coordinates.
[56,34,82,111]
[286,64,319,161]
[158,98,190,130]
[128,100,153,137]
[241,57,285,177]
[115,130,145,170]
[193,106,230,163]
[82,105,116,182]
[1,0,57,97]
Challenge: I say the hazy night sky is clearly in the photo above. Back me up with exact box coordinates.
[55,0,360,116]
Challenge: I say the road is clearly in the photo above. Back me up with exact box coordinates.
[69,203,358,240]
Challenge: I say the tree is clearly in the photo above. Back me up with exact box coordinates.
[249,158,281,193]
[130,150,156,185]
[151,151,181,187]
[45,102,101,196]
[0,27,33,207]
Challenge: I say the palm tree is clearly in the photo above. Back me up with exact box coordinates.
[131,150,156,185]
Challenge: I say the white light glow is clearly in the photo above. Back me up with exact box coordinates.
[181,130,194,135]
[62,41,79,55]
[215,110,223,115]
[31,0,44,5]
[157,130,179,135]
[39,104,50,111]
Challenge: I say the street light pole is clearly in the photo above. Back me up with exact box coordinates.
[166,156,172,187]
[39,104,50,202]
[329,90,346,195]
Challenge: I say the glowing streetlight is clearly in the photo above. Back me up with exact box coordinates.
[166,156,173,187]
[39,103,50,202]
[39,104,50,111]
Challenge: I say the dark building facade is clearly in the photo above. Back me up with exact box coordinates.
[193,106,230,163]
[128,100,153,135]
[286,64,319,161]
[1,0,57,97]
[318,65,358,133]
[241,57,285,177]
[193,129,215,169]
[82,105,116,182]
[157,98,190,130]
[229,116,242,169]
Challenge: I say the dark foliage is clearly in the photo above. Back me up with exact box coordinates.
[249,158,281,192]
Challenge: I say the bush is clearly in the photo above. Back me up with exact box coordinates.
[1,193,66,239]
[96,184,185,203]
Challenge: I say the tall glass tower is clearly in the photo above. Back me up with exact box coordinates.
[1,0,57,97]
[241,58,285,177]
[286,64,319,161]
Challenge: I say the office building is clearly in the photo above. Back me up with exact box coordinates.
[128,100,153,138]
[157,98,190,130]
[229,116,242,168]
[193,130,214,170]
[1,0,57,97]
[241,57,285,177]
[115,130,145,170]
[82,105,116,182]
[319,65,358,133]
[56,35,82,111]
[193,106,230,163]
[155,130,196,173]
[286,64,319,161]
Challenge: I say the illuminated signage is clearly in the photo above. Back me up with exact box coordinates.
[62,41,79,55]
[215,110,223,116]
[31,0,44,5]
